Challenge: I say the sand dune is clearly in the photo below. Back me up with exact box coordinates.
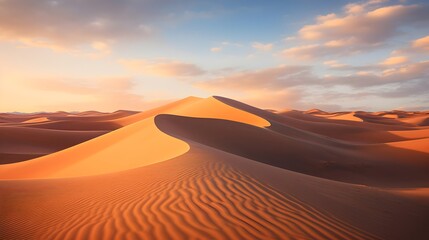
[155,114,429,187]
[22,117,49,123]
[389,128,429,139]
[0,147,382,240]
[387,137,429,154]
[1,96,428,239]
[0,126,106,164]
[320,112,363,122]
[0,111,138,164]
[113,96,269,127]
[0,117,189,179]
[0,112,65,124]
[1,110,138,130]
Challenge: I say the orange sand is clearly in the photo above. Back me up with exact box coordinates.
[1,96,428,239]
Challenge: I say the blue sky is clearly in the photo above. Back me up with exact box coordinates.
[0,0,428,112]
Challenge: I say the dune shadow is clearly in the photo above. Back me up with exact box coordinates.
[155,113,429,188]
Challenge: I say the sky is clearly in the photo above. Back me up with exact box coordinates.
[1,0,428,112]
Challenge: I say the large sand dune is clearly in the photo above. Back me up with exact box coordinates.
[1,96,428,239]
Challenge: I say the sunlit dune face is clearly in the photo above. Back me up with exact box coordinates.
[167,97,271,127]
[317,112,363,122]
[0,116,190,179]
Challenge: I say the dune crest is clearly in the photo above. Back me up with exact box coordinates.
[114,96,270,127]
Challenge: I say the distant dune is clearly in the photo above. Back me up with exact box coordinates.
[1,96,428,239]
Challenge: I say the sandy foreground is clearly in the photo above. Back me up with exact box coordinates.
[1,96,428,239]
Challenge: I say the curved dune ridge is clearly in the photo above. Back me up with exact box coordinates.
[0,117,190,179]
[113,96,270,127]
[0,97,268,179]
[1,96,429,239]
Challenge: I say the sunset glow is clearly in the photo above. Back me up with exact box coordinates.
[1,0,428,112]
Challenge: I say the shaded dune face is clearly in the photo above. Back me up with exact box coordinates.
[1,96,429,239]
[0,127,107,164]
[155,114,429,187]
[0,111,140,164]
[17,121,123,131]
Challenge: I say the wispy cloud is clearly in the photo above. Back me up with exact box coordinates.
[197,65,315,90]
[192,59,429,110]
[118,59,205,77]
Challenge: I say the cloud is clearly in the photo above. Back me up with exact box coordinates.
[324,60,429,87]
[195,60,429,102]
[323,60,348,68]
[283,1,429,59]
[300,4,428,43]
[283,43,363,60]
[186,58,429,110]
[343,0,387,15]
[323,55,409,72]
[118,59,205,78]
[412,35,429,52]
[0,0,189,53]
[392,35,429,55]
[378,79,429,98]
[197,65,316,90]
[252,42,273,51]
[380,56,408,65]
